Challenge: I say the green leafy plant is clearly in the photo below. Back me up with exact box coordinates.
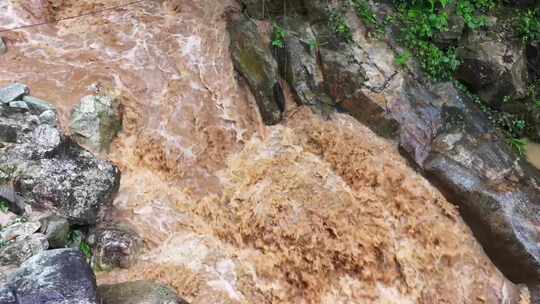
[0,200,8,213]
[393,0,462,80]
[517,9,540,43]
[509,137,527,156]
[457,0,489,29]
[79,241,92,260]
[395,51,412,66]
[535,100,540,109]
[351,0,378,26]
[272,23,287,48]
[351,0,386,38]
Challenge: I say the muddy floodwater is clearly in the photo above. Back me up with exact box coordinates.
[0,0,527,303]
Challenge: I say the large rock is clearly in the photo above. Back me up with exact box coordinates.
[70,94,122,153]
[456,21,529,107]
[98,281,188,304]
[0,85,121,225]
[0,233,48,266]
[89,223,142,270]
[1,248,98,304]
[228,14,284,125]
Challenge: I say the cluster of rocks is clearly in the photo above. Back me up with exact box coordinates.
[0,83,186,303]
[228,0,540,298]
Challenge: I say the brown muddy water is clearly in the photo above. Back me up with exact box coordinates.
[0,0,530,303]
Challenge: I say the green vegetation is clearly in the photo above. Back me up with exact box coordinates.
[67,229,93,260]
[517,8,540,43]
[393,0,462,80]
[271,23,287,48]
[395,51,412,66]
[329,9,353,42]
[457,0,493,29]
[79,241,93,260]
[351,0,386,37]
[0,200,8,213]
[536,100,540,109]
[509,137,528,156]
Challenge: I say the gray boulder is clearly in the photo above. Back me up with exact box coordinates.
[70,94,122,153]
[89,224,142,270]
[39,215,70,248]
[98,281,188,304]
[456,22,529,107]
[0,233,48,266]
[0,83,29,104]
[2,248,97,304]
[228,14,284,125]
[0,85,121,225]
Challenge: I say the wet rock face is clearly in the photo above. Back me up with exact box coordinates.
[274,17,335,113]
[455,25,529,107]
[98,281,188,304]
[1,248,98,304]
[228,14,284,125]
[70,94,122,153]
[89,224,142,270]
[0,84,121,225]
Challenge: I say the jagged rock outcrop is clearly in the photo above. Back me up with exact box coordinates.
[0,248,98,304]
[0,84,121,224]
[98,281,188,304]
[70,94,122,153]
[228,14,284,125]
